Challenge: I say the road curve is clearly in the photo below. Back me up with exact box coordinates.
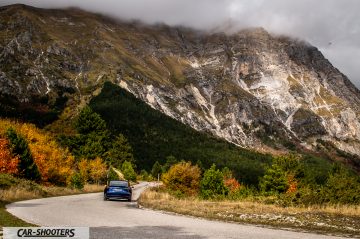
[7,182,345,239]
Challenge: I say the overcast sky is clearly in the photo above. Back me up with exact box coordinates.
[2,0,360,89]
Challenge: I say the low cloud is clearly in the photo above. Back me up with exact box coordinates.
[2,0,359,88]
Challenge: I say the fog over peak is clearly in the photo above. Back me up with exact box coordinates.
[2,0,360,88]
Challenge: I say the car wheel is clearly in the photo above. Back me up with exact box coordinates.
[128,198,132,202]
[104,194,108,201]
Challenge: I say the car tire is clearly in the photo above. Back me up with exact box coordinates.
[104,194,108,201]
[128,198,131,202]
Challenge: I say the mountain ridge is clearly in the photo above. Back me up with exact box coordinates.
[0,4,360,160]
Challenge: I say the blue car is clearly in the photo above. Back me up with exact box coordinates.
[104,180,132,201]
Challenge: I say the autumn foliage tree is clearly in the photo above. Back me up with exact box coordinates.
[88,157,107,184]
[0,138,19,174]
[78,159,90,183]
[0,119,74,185]
[77,158,107,184]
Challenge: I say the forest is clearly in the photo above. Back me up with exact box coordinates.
[1,82,359,205]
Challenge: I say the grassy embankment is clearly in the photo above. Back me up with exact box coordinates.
[0,174,103,227]
[139,188,360,237]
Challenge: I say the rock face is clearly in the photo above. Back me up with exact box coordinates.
[1,4,360,155]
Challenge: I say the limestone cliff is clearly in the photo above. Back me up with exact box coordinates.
[1,4,360,157]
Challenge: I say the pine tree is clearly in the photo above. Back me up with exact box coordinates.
[121,161,136,182]
[74,107,111,159]
[6,128,40,181]
[151,161,162,178]
[76,106,108,135]
[107,167,120,181]
[107,134,135,168]
[161,155,177,173]
[259,164,288,194]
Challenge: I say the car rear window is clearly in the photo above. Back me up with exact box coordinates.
[109,181,128,187]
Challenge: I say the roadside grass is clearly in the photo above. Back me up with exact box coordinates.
[139,188,360,237]
[0,183,104,228]
[0,201,34,227]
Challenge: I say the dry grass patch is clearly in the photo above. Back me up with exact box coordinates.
[0,184,104,203]
[139,189,360,237]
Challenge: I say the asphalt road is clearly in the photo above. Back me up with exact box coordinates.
[6,182,346,239]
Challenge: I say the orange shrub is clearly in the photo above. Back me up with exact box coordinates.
[224,177,241,193]
[162,162,201,196]
[286,174,298,194]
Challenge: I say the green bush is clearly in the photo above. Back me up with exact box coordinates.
[259,164,288,194]
[277,164,360,206]
[70,173,84,189]
[320,166,360,204]
[0,173,18,189]
[277,185,319,206]
[200,164,228,199]
[121,161,137,182]
[299,154,332,186]
[162,162,201,196]
[138,170,153,181]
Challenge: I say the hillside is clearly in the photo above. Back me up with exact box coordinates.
[89,82,272,185]
[0,4,360,163]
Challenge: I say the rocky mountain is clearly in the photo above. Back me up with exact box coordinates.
[1,4,360,158]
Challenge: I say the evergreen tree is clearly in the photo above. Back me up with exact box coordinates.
[151,161,162,179]
[200,164,228,199]
[107,134,135,168]
[70,172,84,189]
[121,161,136,182]
[6,128,40,181]
[107,167,120,182]
[259,164,288,194]
[70,107,111,159]
[75,106,108,135]
[161,155,177,173]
